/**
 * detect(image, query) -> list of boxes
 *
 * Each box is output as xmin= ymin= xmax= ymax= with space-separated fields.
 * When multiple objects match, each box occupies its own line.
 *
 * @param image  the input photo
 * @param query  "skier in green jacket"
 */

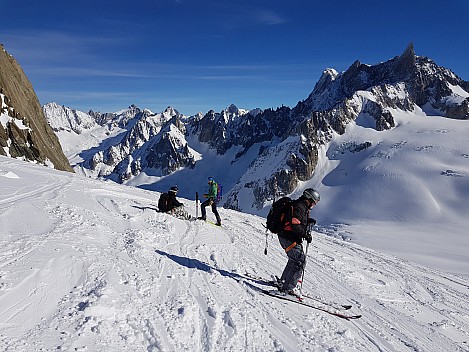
xmin=198 ymin=176 xmax=222 ymax=226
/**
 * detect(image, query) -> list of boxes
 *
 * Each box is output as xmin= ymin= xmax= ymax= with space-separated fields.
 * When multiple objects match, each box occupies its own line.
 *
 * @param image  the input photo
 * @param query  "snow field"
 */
xmin=0 ymin=156 xmax=468 ymax=351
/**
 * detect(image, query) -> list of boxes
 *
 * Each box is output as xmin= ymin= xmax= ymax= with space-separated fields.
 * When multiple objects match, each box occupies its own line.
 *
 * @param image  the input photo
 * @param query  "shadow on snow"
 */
xmin=155 ymin=249 xmax=273 ymax=287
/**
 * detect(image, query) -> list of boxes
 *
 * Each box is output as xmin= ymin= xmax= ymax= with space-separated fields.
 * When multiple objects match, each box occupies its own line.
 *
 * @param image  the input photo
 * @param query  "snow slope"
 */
xmin=1 ymin=156 xmax=468 ymax=351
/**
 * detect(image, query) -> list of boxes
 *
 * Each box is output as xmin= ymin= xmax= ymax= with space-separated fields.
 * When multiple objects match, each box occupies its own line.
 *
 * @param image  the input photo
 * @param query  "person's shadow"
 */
xmin=155 ymin=249 xmax=273 ymax=287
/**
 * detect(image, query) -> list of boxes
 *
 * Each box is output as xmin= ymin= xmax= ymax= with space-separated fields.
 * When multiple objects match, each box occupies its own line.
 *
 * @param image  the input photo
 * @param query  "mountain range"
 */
xmin=43 ymin=43 xmax=469 ymax=216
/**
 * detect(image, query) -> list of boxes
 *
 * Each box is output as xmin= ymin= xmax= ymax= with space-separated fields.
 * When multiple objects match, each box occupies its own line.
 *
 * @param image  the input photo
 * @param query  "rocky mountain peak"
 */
xmin=163 ymin=106 xmax=179 ymax=117
xmin=399 ymin=42 xmax=416 ymax=63
xmin=226 ymin=104 xmax=239 ymax=114
xmin=312 ymin=68 xmax=338 ymax=95
xmin=390 ymin=42 xmax=417 ymax=82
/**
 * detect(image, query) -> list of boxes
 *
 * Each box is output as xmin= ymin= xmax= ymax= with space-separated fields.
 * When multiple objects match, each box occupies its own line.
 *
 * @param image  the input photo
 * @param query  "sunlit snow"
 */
xmin=1 ymin=108 xmax=468 ymax=351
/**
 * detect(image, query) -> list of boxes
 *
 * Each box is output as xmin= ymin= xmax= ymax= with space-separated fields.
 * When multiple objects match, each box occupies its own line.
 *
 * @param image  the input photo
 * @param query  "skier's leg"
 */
xmin=278 ymin=237 xmax=305 ymax=292
xmin=212 ymin=202 xmax=221 ymax=224
xmin=279 ymin=237 xmax=293 ymax=284
xmin=199 ymin=200 xmax=208 ymax=220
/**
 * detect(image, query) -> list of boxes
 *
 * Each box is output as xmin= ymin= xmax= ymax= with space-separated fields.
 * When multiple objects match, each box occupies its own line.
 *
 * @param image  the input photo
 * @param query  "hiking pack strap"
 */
xmin=285 ymin=241 xmax=297 ymax=253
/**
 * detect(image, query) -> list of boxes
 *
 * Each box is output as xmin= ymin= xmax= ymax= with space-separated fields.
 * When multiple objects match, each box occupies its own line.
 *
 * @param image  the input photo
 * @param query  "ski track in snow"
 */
xmin=0 ymin=157 xmax=468 ymax=351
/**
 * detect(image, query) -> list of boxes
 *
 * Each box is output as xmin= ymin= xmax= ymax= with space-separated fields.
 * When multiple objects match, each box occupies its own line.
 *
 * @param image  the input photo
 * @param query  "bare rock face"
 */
xmin=0 ymin=46 xmax=72 ymax=171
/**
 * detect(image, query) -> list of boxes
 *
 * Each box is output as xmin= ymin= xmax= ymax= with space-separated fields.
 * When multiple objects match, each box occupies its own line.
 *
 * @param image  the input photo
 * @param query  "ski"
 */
xmin=207 ymin=220 xmax=221 ymax=227
xmin=258 ymin=288 xmax=362 ymax=321
xmin=233 ymin=276 xmax=361 ymax=320
xmin=206 ymin=220 xmax=222 ymax=227
xmin=301 ymin=293 xmax=353 ymax=311
xmin=195 ymin=217 xmax=222 ymax=227
xmin=243 ymin=272 xmax=353 ymax=311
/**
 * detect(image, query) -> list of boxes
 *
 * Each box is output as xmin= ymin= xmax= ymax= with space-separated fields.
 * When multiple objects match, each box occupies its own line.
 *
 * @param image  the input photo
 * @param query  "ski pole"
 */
xmin=266 ymin=183 xmax=277 ymax=256
xmin=300 ymin=242 xmax=309 ymax=293
xmin=196 ymin=192 xmax=199 ymax=218
xmin=300 ymin=224 xmax=312 ymax=293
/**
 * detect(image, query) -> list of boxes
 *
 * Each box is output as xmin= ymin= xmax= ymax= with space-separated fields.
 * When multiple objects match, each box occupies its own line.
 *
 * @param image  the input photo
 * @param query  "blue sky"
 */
xmin=2 ymin=0 xmax=468 ymax=116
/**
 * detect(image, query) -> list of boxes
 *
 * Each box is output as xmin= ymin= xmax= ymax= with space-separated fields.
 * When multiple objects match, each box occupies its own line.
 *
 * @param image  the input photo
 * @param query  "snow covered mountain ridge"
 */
xmin=44 ymin=43 xmax=469 ymax=215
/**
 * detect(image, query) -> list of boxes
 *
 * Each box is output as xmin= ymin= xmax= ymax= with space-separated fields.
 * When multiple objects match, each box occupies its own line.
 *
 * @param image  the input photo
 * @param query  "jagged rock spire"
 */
xmin=395 ymin=42 xmax=416 ymax=75
xmin=402 ymin=42 xmax=415 ymax=58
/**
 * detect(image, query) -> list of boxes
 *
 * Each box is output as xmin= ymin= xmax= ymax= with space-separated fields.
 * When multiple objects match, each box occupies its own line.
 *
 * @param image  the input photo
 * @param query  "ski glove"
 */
xmin=305 ymin=232 xmax=312 ymax=243
xmin=308 ymin=218 xmax=316 ymax=225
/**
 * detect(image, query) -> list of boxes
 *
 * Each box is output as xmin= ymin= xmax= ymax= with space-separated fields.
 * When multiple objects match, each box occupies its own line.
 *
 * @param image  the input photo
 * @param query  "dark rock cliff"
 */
xmin=0 ymin=46 xmax=72 ymax=171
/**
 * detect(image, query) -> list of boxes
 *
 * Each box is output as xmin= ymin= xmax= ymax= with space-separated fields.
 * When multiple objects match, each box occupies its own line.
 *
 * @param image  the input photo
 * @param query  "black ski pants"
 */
xmin=200 ymin=199 xmax=221 ymax=224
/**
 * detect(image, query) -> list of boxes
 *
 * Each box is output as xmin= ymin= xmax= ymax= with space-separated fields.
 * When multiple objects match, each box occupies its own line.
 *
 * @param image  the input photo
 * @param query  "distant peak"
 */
xmin=226 ymin=104 xmax=239 ymax=114
xmin=44 ymin=101 xmax=61 ymax=108
xmin=351 ymin=60 xmax=361 ymax=68
xmin=323 ymin=68 xmax=339 ymax=79
xmin=401 ymin=42 xmax=415 ymax=58
xmin=395 ymin=42 xmax=416 ymax=73
xmin=163 ymin=106 xmax=180 ymax=116
xmin=311 ymin=68 xmax=339 ymax=96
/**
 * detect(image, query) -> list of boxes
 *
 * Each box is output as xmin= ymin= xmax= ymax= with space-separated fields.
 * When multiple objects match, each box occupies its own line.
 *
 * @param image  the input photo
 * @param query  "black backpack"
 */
xmin=158 ymin=192 xmax=170 ymax=212
xmin=266 ymin=197 xmax=292 ymax=233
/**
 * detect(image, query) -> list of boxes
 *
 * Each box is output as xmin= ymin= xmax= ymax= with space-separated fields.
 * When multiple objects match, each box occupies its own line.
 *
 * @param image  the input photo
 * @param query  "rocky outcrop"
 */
xmin=88 ymin=107 xmax=196 ymax=181
xmin=0 ymin=46 xmax=72 ymax=171
xmin=143 ymin=124 xmax=196 ymax=176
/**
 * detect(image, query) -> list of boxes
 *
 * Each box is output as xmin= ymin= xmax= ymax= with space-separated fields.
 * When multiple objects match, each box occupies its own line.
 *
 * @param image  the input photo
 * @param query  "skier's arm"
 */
xmin=290 ymin=205 xmax=307 ymax=237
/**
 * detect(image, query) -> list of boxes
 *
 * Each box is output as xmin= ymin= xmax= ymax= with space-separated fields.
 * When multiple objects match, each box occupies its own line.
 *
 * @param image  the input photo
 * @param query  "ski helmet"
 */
xmin=303 ymin=188 xmax=320 ymax=204
xmin=169 ymin=186 xmax=178 ymax=193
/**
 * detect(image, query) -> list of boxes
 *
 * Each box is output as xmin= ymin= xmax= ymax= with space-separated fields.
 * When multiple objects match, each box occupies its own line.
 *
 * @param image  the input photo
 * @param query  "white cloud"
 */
xmin=256 ymin=10 xmax=287 ymax=25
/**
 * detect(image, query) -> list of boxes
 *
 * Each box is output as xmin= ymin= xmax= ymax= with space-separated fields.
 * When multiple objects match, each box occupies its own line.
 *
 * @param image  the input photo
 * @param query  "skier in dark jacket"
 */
xmin=277 ymin=188 xmax=320 ymax=296
xmin=167 ymin=186 xmax=183 ymax=210
xmin=158 ymin=186 xmax=192 ymax=220
xmin=198 ymin=177 xmax=222 ymax=226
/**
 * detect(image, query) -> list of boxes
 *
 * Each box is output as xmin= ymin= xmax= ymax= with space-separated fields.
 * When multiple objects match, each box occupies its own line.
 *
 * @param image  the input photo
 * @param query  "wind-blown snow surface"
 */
xmin=1 ymin=156 xmax=469 ymax=351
